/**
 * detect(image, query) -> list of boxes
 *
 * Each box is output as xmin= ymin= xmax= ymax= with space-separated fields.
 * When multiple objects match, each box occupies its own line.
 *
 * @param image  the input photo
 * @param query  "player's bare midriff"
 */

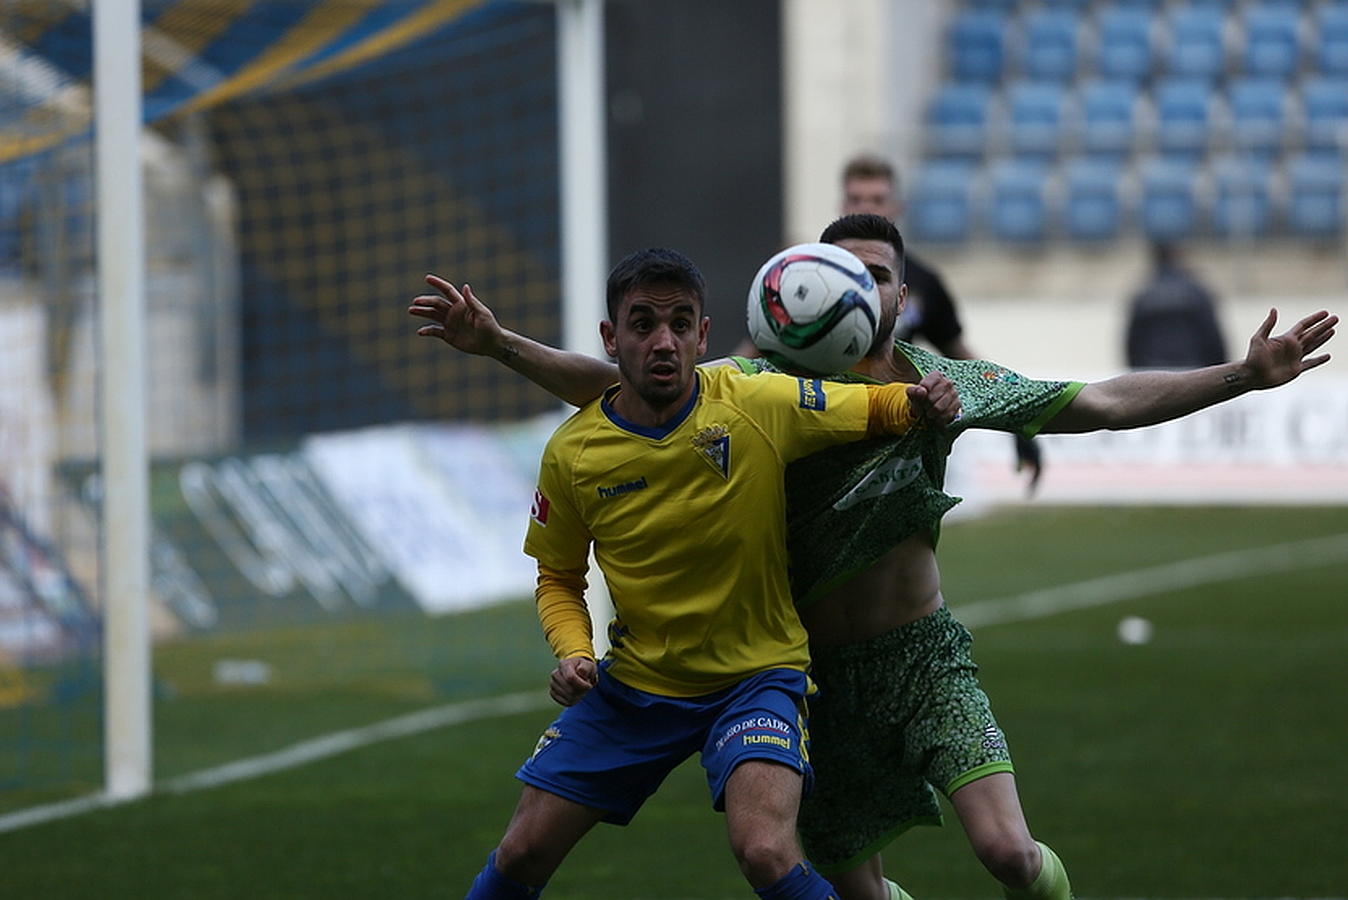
xmin=801 ymin=531 xmax=944 ymax=647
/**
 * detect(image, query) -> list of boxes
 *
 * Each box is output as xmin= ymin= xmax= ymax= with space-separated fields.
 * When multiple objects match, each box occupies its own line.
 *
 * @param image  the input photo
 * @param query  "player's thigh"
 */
xmin=948 ymin=770 xmax=1033 ymax=848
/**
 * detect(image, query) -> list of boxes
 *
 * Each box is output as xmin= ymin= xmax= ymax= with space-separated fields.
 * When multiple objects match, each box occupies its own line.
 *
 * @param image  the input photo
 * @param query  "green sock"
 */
xmin=884 ymin=877 xmax=916 ymax=900
xmin=1003 ymin=841 xmax=1071 ymax=900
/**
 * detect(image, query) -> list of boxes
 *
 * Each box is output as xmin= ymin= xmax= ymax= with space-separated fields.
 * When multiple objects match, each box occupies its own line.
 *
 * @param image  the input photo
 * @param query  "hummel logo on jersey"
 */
xmin=597 ymin=476 xmax=648 ymax=499
xmin=690 ymin=424 xmax=730 ymax=479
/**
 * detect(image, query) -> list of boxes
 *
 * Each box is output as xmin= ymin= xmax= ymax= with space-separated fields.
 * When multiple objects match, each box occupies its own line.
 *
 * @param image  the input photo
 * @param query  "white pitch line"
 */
xmin=7 ymin=531 xmax=1348 ymax=835
xmin=0 ymin=689 xmax=551 ymax=834
xmin=956 ymin=531 xmax=1348 ymax=629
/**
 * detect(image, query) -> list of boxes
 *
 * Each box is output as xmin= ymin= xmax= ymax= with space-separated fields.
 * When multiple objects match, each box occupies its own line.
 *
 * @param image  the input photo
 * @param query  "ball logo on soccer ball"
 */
xmin=746 ymin=242 xmax=883 ymax=376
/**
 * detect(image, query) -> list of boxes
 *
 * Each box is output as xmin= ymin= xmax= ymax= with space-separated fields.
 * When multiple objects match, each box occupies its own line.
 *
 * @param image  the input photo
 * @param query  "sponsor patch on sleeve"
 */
xmin=797 ymin=378 xmax=826 ymax=411
xmin=530 ymin=488 xmax=551 ymax=526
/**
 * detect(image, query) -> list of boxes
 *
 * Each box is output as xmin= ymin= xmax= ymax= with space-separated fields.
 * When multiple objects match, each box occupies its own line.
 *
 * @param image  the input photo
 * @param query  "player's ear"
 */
xmin=697 ymin=316 xmax=710 ymax=356
xmin=896 ymin=283 xmax=908 ymax=316
xmin=600 ymin=320 xmax=618 ymax=357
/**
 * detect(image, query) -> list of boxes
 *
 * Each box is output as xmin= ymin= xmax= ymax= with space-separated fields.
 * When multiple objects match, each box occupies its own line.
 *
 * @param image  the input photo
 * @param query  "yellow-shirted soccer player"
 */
xmin=459 ymin=248 xmax=960 ymax=900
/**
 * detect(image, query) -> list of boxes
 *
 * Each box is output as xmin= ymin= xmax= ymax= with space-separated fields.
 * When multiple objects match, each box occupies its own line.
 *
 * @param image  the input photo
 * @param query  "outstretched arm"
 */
xmin=409 ymin=274 xmax=618 ymax=407
xmin=1044 ymin=309 xmax=1336 ymax=434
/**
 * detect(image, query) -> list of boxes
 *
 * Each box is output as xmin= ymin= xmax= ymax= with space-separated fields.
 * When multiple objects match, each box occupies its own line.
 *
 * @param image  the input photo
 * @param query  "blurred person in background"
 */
xmin=1126 ymin=241 xmax=1228 ymax=370
xmin=841 ymin=154 xmax=1043 ymax=492
xmin=414 ymin=224 xmax=1336 ymax=900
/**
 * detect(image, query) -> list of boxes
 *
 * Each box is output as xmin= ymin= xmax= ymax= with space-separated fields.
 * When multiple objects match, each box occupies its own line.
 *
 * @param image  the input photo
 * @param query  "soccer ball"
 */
xmin=746 ymin=242 xmax=882 ymax=376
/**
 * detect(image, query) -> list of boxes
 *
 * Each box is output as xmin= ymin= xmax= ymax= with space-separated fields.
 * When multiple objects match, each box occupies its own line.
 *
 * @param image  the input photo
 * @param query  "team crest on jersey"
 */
xmin=980 ymin=368 xmax=1020 ymax=385
xmin=532 ymin=726 xmax=561 ymax=758
xmin=690 ymin=424 xmax=731 ymax=479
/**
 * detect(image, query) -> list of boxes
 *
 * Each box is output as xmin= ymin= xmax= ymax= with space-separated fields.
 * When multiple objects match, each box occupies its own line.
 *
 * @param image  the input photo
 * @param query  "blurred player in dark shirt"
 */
xmin=840 ymin=154 xmax=1042 ymax=490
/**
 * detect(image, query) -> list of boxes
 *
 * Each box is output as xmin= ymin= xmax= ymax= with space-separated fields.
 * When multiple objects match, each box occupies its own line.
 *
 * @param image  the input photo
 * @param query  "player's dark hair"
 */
xmin=819 ymin=214 xmax=906 ymax=285
xmin=605 ymin=248 xmax=706 ymax=320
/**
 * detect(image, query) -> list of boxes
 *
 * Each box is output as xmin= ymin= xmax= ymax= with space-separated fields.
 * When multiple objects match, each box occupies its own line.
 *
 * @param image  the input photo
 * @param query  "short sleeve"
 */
xmin=726 ymin=370 xmax=873 ymax=463
xmin=522 ymin=442 xmax=592 ymax=570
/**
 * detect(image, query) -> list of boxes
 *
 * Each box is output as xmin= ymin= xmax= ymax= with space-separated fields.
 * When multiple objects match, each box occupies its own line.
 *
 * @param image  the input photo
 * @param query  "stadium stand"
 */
xmin=1164 ymin=6 xmax=1228 ymax=82
xmin=1225 ymin=76 xmax=1291 ymax=158
xmin=1210 ymin=154 xmax=1277 ymax=236
xmin=1017 ymin=9 xmax=1082 ymax=81
xmin=1315 ymin=3 xmax=1348 ymax=75
xmin=1138 ymin=156 xmax=1203 ymax=239
xmin=1093 ymin=7 xmax=1157 ymax=82
xmin=1076 ymin=78 xmax=1142 ymax=158
xmin=1285 ymin=150 xmax=1345 ymax=237
xmin=1153 ymin=77 xmax=1216 ymax=159
xmin=912 ymin=0 xmax=1348 ymax=244
xmin=925 ymin=82 xmax=995 ymax=158
xmin=1006 ymin=79 xmax=1070 ymax=158
xmin=1301 ymin=75 xmax=1348 ymax=151
xmin=947 ymin=9 xmax=1007 ymax=82
xmin=908 ymin=160 xmax=980 ymax=243
xmin=1062 ymin=157 xmax=1127 ymax=241
xmin=987 ymin=158 xmax=1052 ymax=242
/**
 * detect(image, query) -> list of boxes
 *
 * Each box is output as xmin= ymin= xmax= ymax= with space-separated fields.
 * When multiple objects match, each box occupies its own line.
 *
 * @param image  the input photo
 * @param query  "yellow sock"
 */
xmin=884 ymin=877 xmax=916 ymax=900
xmin=1003 ymin=842 xmax=1071 ymax=900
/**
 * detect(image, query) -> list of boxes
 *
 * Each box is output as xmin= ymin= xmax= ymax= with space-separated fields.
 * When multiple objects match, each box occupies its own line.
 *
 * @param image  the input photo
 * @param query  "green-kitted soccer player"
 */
xmin=412 ymin=218 xmax=1336 ymax=900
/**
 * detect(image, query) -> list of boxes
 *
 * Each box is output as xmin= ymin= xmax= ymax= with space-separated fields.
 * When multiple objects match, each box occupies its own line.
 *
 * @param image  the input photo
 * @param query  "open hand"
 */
xmin=408 ymin=274 xmax=504 ymax=356
xmin=1244 ymin=308 xmax=1337 ymax=389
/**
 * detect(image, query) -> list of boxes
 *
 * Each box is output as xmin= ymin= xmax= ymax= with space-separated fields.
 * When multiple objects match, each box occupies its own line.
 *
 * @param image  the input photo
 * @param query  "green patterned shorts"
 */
xmin=799 ymin=605 xmax=1014 ymax=873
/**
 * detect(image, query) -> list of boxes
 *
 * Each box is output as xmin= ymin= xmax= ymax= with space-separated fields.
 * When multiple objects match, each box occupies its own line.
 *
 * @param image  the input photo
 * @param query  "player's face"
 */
xmin=600 ymin=285 xmax=709 ymax=415
xmin=832 ymin=237 xmax=906 ymax=358
xmin=842 ymin=176 xmax=899 ymax=220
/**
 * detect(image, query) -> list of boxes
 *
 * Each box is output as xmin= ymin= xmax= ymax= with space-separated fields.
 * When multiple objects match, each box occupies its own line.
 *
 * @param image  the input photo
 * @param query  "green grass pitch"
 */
xmin=4 ymin=505 xmax=1347 ymax=898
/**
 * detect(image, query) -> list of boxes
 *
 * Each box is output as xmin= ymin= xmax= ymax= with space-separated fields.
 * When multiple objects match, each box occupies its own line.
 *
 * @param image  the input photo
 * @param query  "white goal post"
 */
xmin=95 ymin=0 xmax=152 ymax=800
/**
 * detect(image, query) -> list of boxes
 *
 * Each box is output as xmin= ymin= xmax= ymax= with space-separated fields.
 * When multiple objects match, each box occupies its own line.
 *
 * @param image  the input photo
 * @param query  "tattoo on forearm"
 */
xmin=1223 ymin=371 xmax=1243 ymax=391
xmin=498 ymin=340 xmax=520 ymax=363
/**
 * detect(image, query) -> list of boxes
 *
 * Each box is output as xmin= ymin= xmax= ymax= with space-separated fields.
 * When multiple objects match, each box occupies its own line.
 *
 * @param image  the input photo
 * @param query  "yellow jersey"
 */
xmin=523 ymin=365 xmax=904 ymax=696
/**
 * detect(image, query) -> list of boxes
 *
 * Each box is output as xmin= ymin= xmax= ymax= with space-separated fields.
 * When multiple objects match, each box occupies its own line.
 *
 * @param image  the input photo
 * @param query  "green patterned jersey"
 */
xmin=734 ymin=342 xmax=1082 ymax=606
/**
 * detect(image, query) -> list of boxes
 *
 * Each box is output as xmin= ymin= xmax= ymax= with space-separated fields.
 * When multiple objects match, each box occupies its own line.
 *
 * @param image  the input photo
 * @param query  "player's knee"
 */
xmin=493 ymin=834 xmax=557 ymax=885
xmin=974 ymin=833 xmax=1040 ymax=889
xmin=730 ymin=832 xmax=798 ymax=885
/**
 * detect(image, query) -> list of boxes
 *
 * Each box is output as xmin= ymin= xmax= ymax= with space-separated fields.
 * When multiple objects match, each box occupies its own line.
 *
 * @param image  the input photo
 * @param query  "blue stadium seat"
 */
xmin=1301 ymin=76 xmax=1348 ymax=151
xmin=1005 ymin=80 xmax=1068 ymax=158
xmin=1226 ymin=77 xmax=1290 ymax=157
xmin=1093 ymin=8 xmax=1154 ymax=82
xmin=1165 ymin=7 xmax=1228 ymax=82
xmin=947 ymin=10 xmax=1007 ymax=83
xmin=964 ymin=0 xmax=1020 ymax=11
xmin=1153 ymin=78 xmax=1216 ymax=159
xmin=906 ymin=161 xmax=978 ymax=244
xmin=1018 ymin=10 xmax=1080 ymax=81
xmin=1241 ymin=5 xmax=1303 ymax=80
xmin=1062 ymin=159 xmax=1125 ymax=241
xmin=1138 ymin=158 xmax=1202 ymax=239
xmin=1209 ymin=155 xmax=1276 ymax=237
xmin=1076 ymin=79 xmax=1140 ymax=158
xmin=1285 ymin=152 xmax=1344 ymax=237
xmin=1315 ymin=4 xmax=1348 ymax=77
xmin=987 ymin=159 xmax=1051 ymax=242
xmin=924 ymin=83 xmax=994 ymax=158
